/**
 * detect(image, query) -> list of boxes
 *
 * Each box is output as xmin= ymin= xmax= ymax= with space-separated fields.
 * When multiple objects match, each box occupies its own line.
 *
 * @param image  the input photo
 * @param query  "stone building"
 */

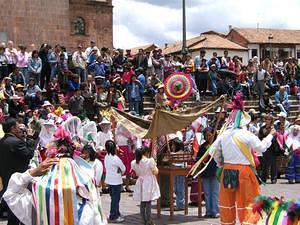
xmin=0 ymin=0 xmax=113 ymax=50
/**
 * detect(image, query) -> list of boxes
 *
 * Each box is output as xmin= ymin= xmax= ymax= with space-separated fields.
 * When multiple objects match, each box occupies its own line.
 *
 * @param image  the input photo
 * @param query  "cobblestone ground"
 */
xmin=0 ymin=179 xmax=299 ymax=225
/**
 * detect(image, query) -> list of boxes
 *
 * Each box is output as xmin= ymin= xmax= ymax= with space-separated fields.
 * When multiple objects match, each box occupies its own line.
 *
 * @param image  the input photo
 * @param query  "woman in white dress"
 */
xmin=131 ymin=147 xmax=160 ymax=225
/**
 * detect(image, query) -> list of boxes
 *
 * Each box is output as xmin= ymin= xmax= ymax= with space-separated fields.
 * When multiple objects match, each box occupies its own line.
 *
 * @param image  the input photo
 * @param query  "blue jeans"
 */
xmin=202 ymin=177 xmax=220 ymax=216
xmin=50 ymin=66 xmax=58 ymax=79
xmin=19 ymin=67 xmax=28 ymax=84
xmin=211 ymin=79 xmax=217 ymax=96
xmin=109 ymin=184 xmax=122 ymax=220
xmin=174 ymin=176 xmax=185 ymax=209
xmin=129 ymin=99 xmax=140 ymax=115
xmin=75 ymin=67 xmax=86 ymax=83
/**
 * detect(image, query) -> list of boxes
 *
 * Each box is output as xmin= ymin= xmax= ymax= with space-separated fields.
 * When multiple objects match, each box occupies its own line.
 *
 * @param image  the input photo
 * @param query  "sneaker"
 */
xmin=211 ymin=214 xmax=220 ymax=218
xmin=112 ymin=216 xmax=125 ymax=223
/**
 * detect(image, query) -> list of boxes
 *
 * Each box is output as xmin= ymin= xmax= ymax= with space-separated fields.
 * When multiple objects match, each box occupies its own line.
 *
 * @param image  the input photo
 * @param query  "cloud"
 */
xmin=129 ymin=0 xmax=201 ymax=9
xmin=113 ymin=0 xmax=300 ymax=48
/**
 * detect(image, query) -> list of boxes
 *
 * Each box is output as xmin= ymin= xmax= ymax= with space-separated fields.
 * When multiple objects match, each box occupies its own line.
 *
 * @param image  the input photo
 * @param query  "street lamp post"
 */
xmin=268 ymin=34 xmax=273 ymax=58
xmin=181 ymin=0 xmax=188 ymax=58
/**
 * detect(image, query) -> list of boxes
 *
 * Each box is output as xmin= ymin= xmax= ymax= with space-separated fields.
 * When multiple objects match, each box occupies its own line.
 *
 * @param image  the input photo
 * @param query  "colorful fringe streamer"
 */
xmin=32 ymin=157 xmax=106 ymax=225
xmin=252 ymin=195 xmax=300 ymax=225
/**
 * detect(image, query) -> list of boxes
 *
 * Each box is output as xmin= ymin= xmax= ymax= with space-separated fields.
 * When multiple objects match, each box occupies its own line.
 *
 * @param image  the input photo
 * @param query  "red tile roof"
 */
xmin=162 ymin=31 xmax=247 ymax=55
xmin=229 ymin=28 xmax=300 ymax=44
xmin=190 ymin=33 xmax=247 ymax=51
xmin=129 ymin=43 xmax=159 ymax=55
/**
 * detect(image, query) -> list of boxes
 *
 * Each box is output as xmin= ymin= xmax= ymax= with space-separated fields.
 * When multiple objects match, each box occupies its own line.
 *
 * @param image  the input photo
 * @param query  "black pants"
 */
xmin=261 ymin=150 xmax=277 ymax=182
xmin=40 ymin=63 xmax=50 ymax=89
xmin=195 ymin=71 xmax=208 ymax=95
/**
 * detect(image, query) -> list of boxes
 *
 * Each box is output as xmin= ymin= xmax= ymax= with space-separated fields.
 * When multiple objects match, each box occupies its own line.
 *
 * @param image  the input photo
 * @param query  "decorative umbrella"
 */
xmin=218 ymin=69 xmax=237 ymax=79
xmin=164 ymin=72 xmax=193 ymax=101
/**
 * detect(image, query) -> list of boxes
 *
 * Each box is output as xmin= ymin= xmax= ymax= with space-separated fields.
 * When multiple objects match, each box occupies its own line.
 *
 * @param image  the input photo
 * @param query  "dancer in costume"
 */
xmin=3 ymin=125 xmax=107 ymax=225
xmin=115 ymin=124 xmax=136 ymax=193
xmin=208 ymin=93 xmax=276 ymax=225
xmin=285 ymin=123 xmax=300 ymax=184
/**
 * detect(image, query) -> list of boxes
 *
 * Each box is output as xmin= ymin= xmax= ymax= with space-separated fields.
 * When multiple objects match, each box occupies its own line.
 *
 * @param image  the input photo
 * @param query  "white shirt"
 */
xmin=104 ymin=154 xmax=125 ymax=185
xmin=96 ymin=130 xmax=113 ymax=150
xmin=88 ymin=159 xmax=103 ymax=187
xmin=72 ymin=51 xmax=87 ymax=69
xmin=209 ymin=128 xmax=273 ymax=166
xmin=257 ymin=69 xmax=266 ymax=81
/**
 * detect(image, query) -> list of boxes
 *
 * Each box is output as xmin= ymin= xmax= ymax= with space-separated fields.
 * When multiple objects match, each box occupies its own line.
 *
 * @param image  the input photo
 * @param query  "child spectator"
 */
xmin=208 ymin=64 xmax=218 ymax=97
xmin=196 ymin=128 xmax=219 ymax=218
xmin=154 ymin=84 xmax=167 ymax=109
xmin=65 ymin=74 xmax=80 ymax=101
xmin=126 ymin=74 xmax=143 ymax=116
xmin=46 ymin=77 xmax=61 ymax=104
xmin=81 ymin=145 xmax=103 ymax=188
xmin=104 ymin=140 xmax=125 ymax=223
xmin=131 ymin=147 xmax=160 ymax=225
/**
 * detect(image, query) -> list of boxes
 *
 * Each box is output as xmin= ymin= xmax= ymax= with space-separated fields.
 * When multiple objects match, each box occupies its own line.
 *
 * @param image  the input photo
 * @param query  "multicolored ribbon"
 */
xmin=32 ymin=157 xmax=106 ymax=225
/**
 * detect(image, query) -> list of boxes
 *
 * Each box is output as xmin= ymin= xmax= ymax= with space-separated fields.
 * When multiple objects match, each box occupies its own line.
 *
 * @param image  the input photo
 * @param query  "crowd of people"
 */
xmin=1 ymin=40 xmax=299 ymax=123
xmin=0 ymin=39 xmax=299 ymax=225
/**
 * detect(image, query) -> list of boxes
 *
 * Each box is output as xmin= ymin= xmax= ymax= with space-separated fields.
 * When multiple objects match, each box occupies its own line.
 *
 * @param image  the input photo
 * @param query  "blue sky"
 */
xmin=113 ymin=0 xmax=300 ymax=48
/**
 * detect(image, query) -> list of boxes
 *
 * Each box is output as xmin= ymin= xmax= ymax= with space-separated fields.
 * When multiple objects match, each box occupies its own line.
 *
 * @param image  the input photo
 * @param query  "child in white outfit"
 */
xmin=131 ymin=147 xmax=160 ymax=225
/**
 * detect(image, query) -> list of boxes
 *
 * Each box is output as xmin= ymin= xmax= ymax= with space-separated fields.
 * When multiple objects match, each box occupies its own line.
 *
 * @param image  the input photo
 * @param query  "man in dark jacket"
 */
xmin=0 ymin=117 xmax=39 ymax=225
xmin=68 ymin=88 xmax=84 ymax=117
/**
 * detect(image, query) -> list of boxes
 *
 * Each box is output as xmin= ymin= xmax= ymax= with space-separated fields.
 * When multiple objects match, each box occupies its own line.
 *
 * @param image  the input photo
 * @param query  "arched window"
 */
xmin=74 ymin=17 xmax=85 ymax=35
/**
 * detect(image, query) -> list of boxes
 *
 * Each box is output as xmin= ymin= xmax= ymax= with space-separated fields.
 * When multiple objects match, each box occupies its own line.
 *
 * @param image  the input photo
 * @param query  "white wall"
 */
xmin=190 ymin=49 xmax=249 ymax=65
xmin=247 ymin=44 xmax=260 ymax=60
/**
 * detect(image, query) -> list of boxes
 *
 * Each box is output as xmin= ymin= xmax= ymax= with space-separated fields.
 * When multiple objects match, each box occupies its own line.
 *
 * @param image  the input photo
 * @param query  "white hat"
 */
xmin=248 ymin=108 xmax=258 ymax=114
xmin=42 ymin=101 xmax=52 ymax=107
xmin=99 ymin=117 xmax=110 ymax=125
xmin=277 ymin=112 xmax=287 ymax=118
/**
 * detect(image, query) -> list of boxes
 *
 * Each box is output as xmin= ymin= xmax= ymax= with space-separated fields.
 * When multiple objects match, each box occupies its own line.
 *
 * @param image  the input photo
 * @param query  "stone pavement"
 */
xmin=0 ymin=179 xmax=299 ymax=225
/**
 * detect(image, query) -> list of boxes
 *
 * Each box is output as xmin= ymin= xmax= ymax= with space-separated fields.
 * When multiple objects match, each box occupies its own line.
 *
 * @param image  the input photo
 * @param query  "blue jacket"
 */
xmin=88 ymin=62 xmax=107 ymax=78
xmin=126 ymin=82 xmax=142 ymax=101
xmin=67 ymin=80 xmax=80 ymax=92
xmin=275 ymin=91 xmax=288 ymax=104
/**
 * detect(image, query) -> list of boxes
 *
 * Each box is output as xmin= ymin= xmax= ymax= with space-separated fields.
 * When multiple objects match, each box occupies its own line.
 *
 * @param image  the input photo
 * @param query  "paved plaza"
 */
xmin=1 ymin=179 xmax=299 ymax=225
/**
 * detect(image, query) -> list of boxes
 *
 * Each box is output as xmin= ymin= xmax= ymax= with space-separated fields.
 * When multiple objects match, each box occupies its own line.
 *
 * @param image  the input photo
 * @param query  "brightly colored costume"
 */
xmin=3 ymin=120 xmax=107 ymax=225
xmin=252 ymin=195 xmax=300 ymax=225
xmin=191 ymin=93 xmax=274 ymax=225
xmin=285 ymin=125 xmax=300 ymax=183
